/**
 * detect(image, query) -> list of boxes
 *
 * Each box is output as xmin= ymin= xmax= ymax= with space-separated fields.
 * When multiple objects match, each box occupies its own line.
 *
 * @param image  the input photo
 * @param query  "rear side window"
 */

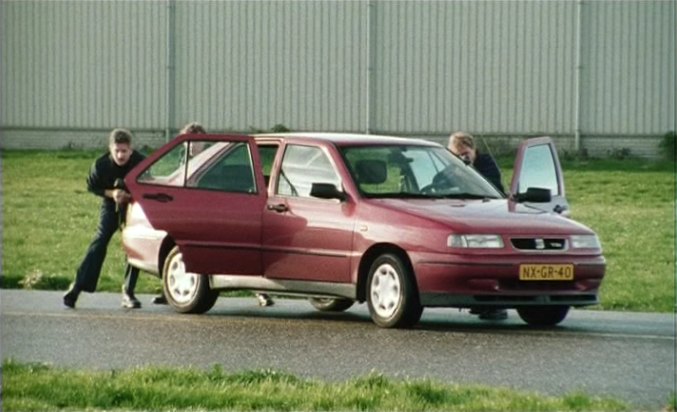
xmin=138 ymin=141 xmax=257 ymax=194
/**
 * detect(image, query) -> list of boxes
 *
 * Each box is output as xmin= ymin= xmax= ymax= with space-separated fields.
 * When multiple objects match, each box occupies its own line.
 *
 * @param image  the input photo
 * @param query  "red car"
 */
xmin=123 ymin=133 xmax=605 ymax=328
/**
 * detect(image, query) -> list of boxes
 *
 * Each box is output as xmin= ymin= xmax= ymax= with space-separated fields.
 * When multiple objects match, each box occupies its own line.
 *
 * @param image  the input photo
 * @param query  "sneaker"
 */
xmin=477 ymin=309 xmax=508 ymax=321
xmin=121 ymin=286 xmax=141 ymax=309
xmin=151 ymin=294 xmax=167 ymax=305
xmin=63 ymin=283 xmax=80 ymax=309
xmin=256 ymin=293 xmax=274 ymax=307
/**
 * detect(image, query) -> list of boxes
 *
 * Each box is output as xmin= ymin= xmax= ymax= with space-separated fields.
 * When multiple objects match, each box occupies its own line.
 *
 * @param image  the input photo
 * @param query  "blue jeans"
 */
xmin=74 ymin=202 xmax=138 ymax=293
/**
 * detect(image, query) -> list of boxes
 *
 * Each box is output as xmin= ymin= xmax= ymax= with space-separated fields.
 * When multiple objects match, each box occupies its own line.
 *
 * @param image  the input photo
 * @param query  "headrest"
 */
xmin=355 ymin=159 xmax=387 ymax=185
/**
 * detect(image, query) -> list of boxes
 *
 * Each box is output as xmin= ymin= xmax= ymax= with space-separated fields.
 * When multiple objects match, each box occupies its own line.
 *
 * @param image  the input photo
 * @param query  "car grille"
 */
xmin=511 ymin=238 xmax=567 ymax=251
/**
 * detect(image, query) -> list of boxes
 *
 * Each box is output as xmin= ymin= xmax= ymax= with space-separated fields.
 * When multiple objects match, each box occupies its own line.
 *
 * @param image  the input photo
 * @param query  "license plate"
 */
xmin=519 ymin=264 xmax=574 ymax=281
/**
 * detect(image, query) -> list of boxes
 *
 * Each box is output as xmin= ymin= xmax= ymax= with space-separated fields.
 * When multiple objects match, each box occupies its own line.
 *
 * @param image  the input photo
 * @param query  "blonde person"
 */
xmin=448 ymin=131 xmax=507 ymax=321
xmin=150 ymin=122 xmax=275 ymax=307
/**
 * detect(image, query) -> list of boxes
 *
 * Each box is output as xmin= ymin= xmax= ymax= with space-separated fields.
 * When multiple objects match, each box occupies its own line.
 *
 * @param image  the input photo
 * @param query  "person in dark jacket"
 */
xmin=448 ymin=131 xmax=508 ymax=321
xmin=63 ymin=128 xmax=146 ymax=309
xmin=448 ymin=131 xmax=504 ymax=193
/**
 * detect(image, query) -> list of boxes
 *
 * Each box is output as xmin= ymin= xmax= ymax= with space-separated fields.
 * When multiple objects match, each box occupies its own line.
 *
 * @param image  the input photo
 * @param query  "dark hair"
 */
xmin=180 ymin=122 xmax=206 ymax=135
xmin=109 ymin=128 xmax=133 ymax=145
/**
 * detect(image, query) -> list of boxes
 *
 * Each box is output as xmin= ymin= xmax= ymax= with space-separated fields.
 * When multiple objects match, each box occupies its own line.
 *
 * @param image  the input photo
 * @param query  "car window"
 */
xmin=137 ymin=140 xmax=257 ymax=194
xmin=516 ymin=143 xmax=560 ymax=196
xmin=277 ymin=145 xmax=340 ymax=198
xmin=257 ymin=144 xmax=280 ymax=189
xmin=342 ymin=145 xmax=502 ymax=199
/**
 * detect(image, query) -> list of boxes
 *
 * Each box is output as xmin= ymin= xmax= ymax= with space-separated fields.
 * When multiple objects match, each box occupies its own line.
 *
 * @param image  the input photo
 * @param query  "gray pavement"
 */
xmin=2 ymin=289 xmax=675 ymax=410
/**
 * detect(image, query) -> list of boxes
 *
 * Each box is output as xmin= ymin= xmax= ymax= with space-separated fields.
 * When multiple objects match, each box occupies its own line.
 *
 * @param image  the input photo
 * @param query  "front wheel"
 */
xmin=366 ymin=253 xmax=422 ymax=328
xmin=309 ymin=297 xmax=354 ymax=312
xmin=516 ymin=306 xmax=570 ymax=327
xmin=163 ymin=246 xmax=219 ymax=314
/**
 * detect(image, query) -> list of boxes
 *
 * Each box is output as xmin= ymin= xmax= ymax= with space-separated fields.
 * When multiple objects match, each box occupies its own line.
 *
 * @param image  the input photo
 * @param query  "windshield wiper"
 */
xmin=438 ymin=193 xmax=501 ymax=200
xmin=365 ymin=192 xmax=437 ymax=199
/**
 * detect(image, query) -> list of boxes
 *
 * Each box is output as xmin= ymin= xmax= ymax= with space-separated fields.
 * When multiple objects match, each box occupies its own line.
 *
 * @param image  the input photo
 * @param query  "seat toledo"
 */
xmin=122 ymin=133 xmax=605 ymax=328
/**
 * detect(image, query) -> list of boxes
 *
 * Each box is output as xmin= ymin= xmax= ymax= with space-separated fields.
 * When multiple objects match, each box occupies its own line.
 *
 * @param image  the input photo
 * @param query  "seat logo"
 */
xmin=535 ymin=238 xmax=545 ymax=249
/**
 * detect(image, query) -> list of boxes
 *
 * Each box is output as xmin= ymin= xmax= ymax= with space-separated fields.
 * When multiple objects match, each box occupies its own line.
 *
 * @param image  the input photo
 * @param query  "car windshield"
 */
xmin=341 ymin=145 xmax=503 ymax=199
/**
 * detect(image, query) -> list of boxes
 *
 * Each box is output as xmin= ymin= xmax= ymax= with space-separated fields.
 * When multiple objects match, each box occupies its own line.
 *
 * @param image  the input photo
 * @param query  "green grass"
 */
xmin=2 ymin=150 xmax=675 ymax=312
xmin=3 ymin=359 xmax=637 ymax=412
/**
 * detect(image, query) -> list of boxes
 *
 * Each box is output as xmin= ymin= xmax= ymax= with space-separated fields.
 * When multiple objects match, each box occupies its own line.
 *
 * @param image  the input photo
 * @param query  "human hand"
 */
xmin=112 ymin=188 xmax=131 ymax=205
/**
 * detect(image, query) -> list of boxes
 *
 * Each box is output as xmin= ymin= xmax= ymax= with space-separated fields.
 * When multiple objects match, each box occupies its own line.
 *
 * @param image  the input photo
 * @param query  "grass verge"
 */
xmin=3 ymin=359 xmax=638 ymax=412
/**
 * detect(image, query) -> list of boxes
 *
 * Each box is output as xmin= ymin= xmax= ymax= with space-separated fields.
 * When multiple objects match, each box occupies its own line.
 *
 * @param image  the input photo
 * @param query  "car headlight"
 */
xmin=570 ymin=234 xmax=601 ymax=249
xmin=448 ymin=234 xmax=504 ymax=248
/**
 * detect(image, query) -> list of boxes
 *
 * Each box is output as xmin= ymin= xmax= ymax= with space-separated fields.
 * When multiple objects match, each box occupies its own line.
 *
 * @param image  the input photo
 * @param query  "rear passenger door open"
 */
xmin=125 ymin=134 xmax=267 ymax=276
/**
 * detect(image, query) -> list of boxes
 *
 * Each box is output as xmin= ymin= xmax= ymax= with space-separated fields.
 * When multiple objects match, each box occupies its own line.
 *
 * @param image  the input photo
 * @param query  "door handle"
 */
xmin=266 ymin=203 xmax=288 ymax=213
xmin=143 ymin=193 xmax=174 ymax=203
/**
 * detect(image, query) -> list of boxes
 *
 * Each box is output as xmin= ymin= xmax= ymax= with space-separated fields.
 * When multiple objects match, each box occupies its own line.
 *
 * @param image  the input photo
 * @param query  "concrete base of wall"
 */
xmin=0 ymin=129 xmax=168 ymax=152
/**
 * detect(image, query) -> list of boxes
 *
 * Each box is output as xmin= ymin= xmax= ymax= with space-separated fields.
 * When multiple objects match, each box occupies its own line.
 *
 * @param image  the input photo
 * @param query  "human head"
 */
xmin=179 ymin=122 xmax=207 ymax=156
xmin=108 ymin=128 xmax=134 ymax=166
xmin=180 ymin=121 xmax=206 ymax=135
xmin=448 ymin=131 xmax=477 ymax=164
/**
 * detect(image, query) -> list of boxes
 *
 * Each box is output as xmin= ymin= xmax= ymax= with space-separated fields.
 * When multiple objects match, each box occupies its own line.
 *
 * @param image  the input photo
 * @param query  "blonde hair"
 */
xmin=448 ymin=131 xmax=475 ymax=150
xmin=180 ymin=122 xmax=206 ymax=135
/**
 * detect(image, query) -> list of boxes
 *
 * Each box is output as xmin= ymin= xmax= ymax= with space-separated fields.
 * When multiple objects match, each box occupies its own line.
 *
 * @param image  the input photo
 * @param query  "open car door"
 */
xmin=125 ymin=133 xmax=267 ymax=275
xmin=510 ymin=136 xmax=570 ymax=216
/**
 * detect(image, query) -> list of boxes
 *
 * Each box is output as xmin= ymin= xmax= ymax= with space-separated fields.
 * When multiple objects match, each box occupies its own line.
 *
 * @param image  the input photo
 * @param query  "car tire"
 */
xmin=517 ymin=305 xmax=570 ymax=327
xmin=309 ymin=297 xmax=355 ymax=312
xmin=366 ymin=253 xmax=423 ymax=328
xmin=162 ymin=246 xmax=219 ymax=314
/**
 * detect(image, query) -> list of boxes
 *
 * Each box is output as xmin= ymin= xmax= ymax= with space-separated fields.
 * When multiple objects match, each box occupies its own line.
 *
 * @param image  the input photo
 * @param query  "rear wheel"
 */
xmin=366 ymin=253 xmax=422 ymax=328
xmin=163 ymin=246 xmax=219 ymax=314
xmin=517 ymin=305 xmax=570 ymax=327
xmin=309 ymin=297 xmax=354 ymax=312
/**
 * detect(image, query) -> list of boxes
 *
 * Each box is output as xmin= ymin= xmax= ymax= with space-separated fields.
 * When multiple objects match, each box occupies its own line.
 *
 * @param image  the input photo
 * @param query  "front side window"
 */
xmin=138 ymin=140 xmax=256 ymax=193
xmin=517 ymin=144 xmax=559 ymax=196
xmin=277 ymin=145 xmax=340 ymax=198
xmin=341 ymin=145 xmax=502 ymax=199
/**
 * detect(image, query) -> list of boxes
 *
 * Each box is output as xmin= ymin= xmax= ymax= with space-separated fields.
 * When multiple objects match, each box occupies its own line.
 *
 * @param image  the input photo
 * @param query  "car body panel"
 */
xmin=125 ymin=134 xmax=267 ymax=275
xmin=510 ymin=136 xmax=570 ymax=215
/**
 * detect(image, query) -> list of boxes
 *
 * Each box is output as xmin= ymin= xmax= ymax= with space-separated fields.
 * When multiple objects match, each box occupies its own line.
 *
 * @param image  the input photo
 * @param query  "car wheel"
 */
xmin=366 ymin=253 xmax=422 ymax=328
xmin=309 ymin=297 xmax=355 ymax=312
xmin=162 ymin=246 xmax=219 ymax=314
xmin=517 ymin=305 xmax=570 ymax=327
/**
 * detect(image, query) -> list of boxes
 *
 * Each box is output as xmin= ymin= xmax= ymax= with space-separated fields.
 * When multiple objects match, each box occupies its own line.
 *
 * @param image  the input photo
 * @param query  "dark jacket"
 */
xmin=87 ymin=150 xmax=145 ymax=206
xmin=473 ymin=152 xmax=504 ymax=193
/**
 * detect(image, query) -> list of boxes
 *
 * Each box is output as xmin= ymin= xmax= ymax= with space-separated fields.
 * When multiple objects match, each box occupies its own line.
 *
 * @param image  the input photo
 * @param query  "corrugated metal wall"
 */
xmin=173 ymin=1 xmax=366 ymax=131
xmin=1 ymin=0 xmax=674 ymax=156
xmin=372 ymin=1 xmax=579 ymax=134
xmin=1 ymin=1 xmax=166 ymax=130
xmin=582 ymin=0 xmax=675 ymax=134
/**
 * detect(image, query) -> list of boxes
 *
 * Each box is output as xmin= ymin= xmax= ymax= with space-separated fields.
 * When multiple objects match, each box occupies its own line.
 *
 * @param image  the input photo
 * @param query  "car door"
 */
xmin=125 ymin=134 xmax=267 ymax=275
xmin=509 ymin=136 xmax=570 ymax=216
xmin=262 ymin=142 xmax=355 ymax=283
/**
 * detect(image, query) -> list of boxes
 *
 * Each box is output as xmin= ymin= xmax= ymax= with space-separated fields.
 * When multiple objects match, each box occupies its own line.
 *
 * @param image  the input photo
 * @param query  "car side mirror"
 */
xmin=513 ymin=187 xmax=552 ymax=203
xmin=310 ymin=183 xmax=346 ymax=201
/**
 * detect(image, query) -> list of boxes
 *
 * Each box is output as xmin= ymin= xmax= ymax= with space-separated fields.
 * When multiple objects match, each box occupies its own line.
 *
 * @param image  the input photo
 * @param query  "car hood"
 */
xmin=368 ymin=198 xmax=594 ymax=235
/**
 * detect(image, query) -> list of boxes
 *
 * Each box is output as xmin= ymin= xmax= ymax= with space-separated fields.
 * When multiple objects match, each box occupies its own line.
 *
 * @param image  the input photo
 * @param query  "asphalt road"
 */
xmin=1 ymin=289 xmax=675 ymax=409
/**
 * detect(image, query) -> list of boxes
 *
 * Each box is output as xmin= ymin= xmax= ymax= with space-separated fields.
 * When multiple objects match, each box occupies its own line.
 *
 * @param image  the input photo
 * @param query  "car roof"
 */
xmin=253 ymin=132 xmax=441 ymax=147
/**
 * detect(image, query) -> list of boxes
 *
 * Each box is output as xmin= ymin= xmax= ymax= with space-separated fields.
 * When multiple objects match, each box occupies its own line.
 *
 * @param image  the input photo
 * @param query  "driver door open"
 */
xmin=510 ymin=136 xmax=570 ymax=216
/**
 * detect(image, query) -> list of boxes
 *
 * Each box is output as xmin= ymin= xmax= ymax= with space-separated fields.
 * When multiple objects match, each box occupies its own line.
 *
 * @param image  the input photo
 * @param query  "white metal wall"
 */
xmin=581 ymin=0 xmax=676 ymax=134
xmin=172 ymin=1 xmax=366 ymax=132
xmin=1 ymin=0 xmax=674 ymax=156
xmin=1 ymin=1 xmax=166 ymax=130
xmin=372 ymin=1 xmax=579 ymax=134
